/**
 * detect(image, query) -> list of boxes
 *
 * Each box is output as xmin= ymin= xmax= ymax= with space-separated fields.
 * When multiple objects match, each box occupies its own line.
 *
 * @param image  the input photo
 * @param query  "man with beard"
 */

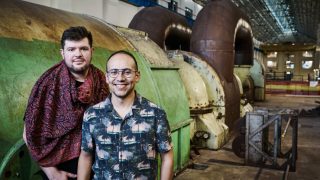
xmin=23 ymin=26 xmax=109 ymax=180
xmin=77 ymin=51 xmax=174 ymax=180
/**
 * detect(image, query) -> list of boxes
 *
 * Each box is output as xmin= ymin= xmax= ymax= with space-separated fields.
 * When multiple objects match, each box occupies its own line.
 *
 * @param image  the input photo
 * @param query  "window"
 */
xmin=267 ymin=60 xmax=277 ymax=68
xmin=185 ymin=7 xmax=193 ymax=18
xmin=302 ymin=51 xmax=313 ymax=57
xmin=286 ymin=60 xmax=294 ymax=69
xmin=301 ymin=60 xmax=313 ymax=69
xmin=168 ymin=0 xmax=178 ymax=12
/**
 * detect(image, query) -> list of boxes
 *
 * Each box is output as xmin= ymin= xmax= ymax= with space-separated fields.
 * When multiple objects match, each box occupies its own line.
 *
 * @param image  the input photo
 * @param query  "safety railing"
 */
xmin=266 ymin=72 xmax=304 ymax=81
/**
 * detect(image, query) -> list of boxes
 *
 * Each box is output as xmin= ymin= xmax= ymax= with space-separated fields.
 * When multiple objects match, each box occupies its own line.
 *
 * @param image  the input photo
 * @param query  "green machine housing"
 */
xmin=0 ymin=0 xmax=191 ymax=179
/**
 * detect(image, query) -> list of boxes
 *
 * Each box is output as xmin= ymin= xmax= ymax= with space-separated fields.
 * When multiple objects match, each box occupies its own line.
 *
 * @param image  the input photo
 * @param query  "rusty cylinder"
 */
xmin=190 ymin=0 xmax=253 ymax=129
xmin=129 ymin=6 xmax=191 ymax=51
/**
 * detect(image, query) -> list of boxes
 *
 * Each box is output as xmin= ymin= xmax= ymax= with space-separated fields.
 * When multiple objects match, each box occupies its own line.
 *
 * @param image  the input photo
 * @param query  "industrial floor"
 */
xmin=175 ymin=94 xmax=320 ymax=180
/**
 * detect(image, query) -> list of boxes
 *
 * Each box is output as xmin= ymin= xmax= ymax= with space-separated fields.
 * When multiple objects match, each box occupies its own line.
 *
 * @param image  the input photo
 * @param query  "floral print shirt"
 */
xmin=81 ymin=93 xmax=172 ymax=180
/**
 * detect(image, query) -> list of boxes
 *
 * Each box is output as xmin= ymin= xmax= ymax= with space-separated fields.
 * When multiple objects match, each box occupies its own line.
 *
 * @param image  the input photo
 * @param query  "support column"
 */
xmin=314 ymin=24 xmax=320 ymax=79
xmin=316 ymin=24 xmax=320 ymax=69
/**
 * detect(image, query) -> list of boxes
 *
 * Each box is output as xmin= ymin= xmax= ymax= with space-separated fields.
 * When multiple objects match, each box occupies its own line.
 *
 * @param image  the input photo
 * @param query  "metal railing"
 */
xmin=245 ymin=109 xmax=298 ymax=180
xmin=266 ymin=72 xmax=304 ymax=81
xmin=120 ymin=0 xmax=196 ymax=26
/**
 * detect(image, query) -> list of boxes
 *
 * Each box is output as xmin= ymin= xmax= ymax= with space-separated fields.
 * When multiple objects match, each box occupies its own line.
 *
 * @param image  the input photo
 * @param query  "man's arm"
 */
xmin=160 ymin=149 xmax=174 ymax=180
xmin=23 ymin=124 xmax=76 ymax=180
xmin=77 ymin=150 xmax=93 ymax=180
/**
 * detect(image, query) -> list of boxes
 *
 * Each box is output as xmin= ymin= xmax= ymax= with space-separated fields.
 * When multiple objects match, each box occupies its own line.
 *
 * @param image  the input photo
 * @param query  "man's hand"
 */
xmin=41 ymin=166 xmax=77 ymax=180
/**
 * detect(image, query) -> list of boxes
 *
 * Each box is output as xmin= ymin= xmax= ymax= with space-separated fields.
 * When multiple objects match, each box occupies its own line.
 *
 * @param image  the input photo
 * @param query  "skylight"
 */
xmin=263 ymin=0 xmax=295 ymax=34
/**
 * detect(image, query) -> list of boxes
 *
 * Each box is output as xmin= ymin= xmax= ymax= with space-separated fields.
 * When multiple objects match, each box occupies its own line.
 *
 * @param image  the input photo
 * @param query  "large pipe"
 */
xmin=129 ymin=6 xmax=192 ymax=51
xmin=190 ymin=0 xmax=253 ymax=129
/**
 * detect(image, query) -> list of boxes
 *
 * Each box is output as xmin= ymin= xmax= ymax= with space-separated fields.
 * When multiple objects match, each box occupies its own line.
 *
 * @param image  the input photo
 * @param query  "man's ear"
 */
xmin=60 ymin=49 xmax=64 ymax=59
xmin=105 ymin=74 xmax=110 ymax=84
xmin=90 ymin=47 xmax=94 ymax=55
xmin=135 ymin=71 xmax=141 ymax=82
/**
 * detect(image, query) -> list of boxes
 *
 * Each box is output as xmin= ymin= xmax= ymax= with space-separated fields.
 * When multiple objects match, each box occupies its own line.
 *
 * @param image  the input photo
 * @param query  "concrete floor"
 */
xmin=175 ymin=94 xmax=320 ymax=180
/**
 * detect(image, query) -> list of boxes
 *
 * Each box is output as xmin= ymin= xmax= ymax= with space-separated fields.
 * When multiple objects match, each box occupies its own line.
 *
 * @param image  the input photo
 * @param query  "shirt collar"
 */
xmin=104 ymin=91 xmax=142 ymax=113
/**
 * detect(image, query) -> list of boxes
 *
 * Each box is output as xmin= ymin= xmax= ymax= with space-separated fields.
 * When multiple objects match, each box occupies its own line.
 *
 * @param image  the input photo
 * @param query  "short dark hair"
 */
xmin=61 ymin=26 xmax=93 ymax=49
xmin=106 ymin=50 xmax=138 ymax=71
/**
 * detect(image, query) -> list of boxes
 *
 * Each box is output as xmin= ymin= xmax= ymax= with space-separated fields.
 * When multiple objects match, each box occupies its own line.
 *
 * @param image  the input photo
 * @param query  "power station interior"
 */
xmin=0 ymin=0 xmax=320 ymax=179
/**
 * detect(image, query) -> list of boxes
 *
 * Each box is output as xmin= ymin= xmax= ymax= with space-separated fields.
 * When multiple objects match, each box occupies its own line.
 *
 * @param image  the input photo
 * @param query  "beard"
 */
xmin=68 ymin=64 xmax=90 ymax=74
xmin=66 ymin=61 xmax=91 ymax=77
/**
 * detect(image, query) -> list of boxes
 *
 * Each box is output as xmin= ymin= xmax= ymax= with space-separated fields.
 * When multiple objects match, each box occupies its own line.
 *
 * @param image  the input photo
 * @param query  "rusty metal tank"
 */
xmin=128 ymin=2 xmax=254 ymax=145
xmin=0 ymin=0 xmax=191 ymax=178
xmin=234 ymin=67 xmax=255 ymax=103
xmin=250 ymin=58 xmax=266 ymax=101
xmin=234 ymin=73 xmax=254 ymax=117
xmin=190 ymin=0 xmax=253 ymax=130
xmin=167 ymin=50 xmax=228 ymax=149
xmin=251 ymin=39 xmax=266 ymax=101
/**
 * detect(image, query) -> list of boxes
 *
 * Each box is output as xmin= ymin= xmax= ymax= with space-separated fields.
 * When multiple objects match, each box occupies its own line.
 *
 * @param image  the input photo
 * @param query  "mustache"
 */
xmin=73 ymin=58 xmax=85 ymax=61
xmin=112 ymin=82 xmax=129 ymax=85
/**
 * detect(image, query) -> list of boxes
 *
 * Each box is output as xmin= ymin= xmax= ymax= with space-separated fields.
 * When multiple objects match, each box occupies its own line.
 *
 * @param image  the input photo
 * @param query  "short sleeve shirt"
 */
xmin=81 ymin=93 xmax=172 ymax=180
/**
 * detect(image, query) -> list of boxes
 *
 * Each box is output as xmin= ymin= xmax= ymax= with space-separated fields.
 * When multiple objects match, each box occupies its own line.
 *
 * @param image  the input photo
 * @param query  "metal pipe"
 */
xmin=190 ymin=0 xmax=253 ymax=129
xmin=281 ymin=117 xmax=292 ymax=138
xmin=273 ymin=117 xmax=279 ymax=166
xmin=290 ymin=116 xmax=298 ymax=172
xmin=129 ymin=6 xmax=191 ymax=51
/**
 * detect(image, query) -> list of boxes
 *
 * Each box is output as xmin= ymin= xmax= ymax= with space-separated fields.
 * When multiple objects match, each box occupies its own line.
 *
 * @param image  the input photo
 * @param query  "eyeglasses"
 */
xmin=107 ymin=68 xmax=138 ymax=78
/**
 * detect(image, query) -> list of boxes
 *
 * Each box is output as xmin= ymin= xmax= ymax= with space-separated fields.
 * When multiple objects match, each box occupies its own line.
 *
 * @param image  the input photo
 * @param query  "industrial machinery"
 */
xmin=167 ymin=50 xmax=228 ymax=149
xmin=0 ymin=0 xmax=265 ymax=179
xmin=129 ymin=0 xmax=256 ymax=149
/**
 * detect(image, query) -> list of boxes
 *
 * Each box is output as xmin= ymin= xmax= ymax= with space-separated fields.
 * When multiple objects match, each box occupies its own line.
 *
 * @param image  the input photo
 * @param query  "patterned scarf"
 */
xmin=24 ymin=60 xmax=108 ymax=166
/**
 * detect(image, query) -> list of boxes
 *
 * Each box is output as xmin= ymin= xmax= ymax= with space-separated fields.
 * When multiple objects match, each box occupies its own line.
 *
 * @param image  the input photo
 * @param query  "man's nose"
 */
xmin=75 ymin=48 xmax=83 ymax=57
xmin=115 ymin=72 xmax=126 ymax=80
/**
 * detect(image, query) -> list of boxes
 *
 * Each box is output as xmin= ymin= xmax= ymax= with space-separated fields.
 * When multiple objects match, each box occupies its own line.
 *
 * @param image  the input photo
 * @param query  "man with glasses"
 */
xmin=78 ymin=50 xmax=174 ymax=180
xmin=23 ymin=26 xmax=109 ymax=180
